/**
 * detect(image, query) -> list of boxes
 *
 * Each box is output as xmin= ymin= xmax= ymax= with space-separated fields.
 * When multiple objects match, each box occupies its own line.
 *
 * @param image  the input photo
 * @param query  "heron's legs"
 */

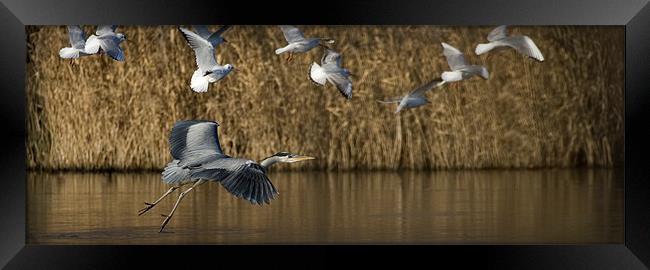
xmin=138 ymin=185 xmax=183 ymax=216
xmin=159 ymin=180 xmax=206 ymax=233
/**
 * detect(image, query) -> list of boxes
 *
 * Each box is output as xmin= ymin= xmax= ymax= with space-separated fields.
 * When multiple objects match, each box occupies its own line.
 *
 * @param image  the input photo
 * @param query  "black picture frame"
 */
xmin=1 ymin=0 xmax=649 ymax=269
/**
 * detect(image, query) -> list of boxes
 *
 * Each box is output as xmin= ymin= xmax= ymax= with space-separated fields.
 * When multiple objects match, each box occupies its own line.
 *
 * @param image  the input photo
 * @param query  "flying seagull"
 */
xmin=193 ymin=25 xmax=232 ymax=48
xmin=59 ymin=25 xmax=94 ymax=61
xmin=275 ymin=25 xmax=335 ymax=62
xmin=441 ymin=42 xmax=489 ymax=83
xmin=138 ymin=120 xmax=315 ymax=232
xmin=309 ymin=49 xmax=353 ymax=99
xmin=378 ymin=78 xmax=445 ymax=113
xmin=475 ymin=25 xmax=544 ymax=61
xmin=84 ymin=25 xmax=127 ymax=61
xmin=179 ymin=27 xmax=234 ymax=93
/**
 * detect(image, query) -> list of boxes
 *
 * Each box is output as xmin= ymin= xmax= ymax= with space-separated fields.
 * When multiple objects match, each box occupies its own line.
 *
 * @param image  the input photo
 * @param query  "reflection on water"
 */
xmin=27 ymin=169 xmax=623 ymax=244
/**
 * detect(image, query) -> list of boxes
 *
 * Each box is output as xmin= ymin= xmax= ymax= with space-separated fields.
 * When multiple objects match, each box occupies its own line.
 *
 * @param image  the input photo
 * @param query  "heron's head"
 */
xmin=271 ymin=152 xmax=316 ymax=163
xmin=224 ymin=64 xmax=234 ymax=71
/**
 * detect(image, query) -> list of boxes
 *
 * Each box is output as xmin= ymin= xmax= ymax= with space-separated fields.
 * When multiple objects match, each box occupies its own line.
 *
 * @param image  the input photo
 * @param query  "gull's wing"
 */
xmin=326 ymin=70 xmax=353 ymax=99
xmin=309 ymin=63 xmax=327 ymax=86
xmin=409 ymin=78 xmax=444 ymax=97
xmin=179 ymin=27 xmax=218 ymax=71
xmin=207 ymin=159 xmax=279 ymax=205
xmin=280 ymin=25 xmax=306 ymax=43
xmin=96 ymin=25 xmax=117 ymax=35
xmin=441 ymin=42 xmax=468 ymax=71
xmin=321 ymin=49 xmax=342 ymax=67
xmin=213 ymin=25 xmax=232 ymax=36
xmin=67 ymin=25 xmax=86 ymax=49
xmin=169 ymin=120 xmax=227 ymax=167
xmin=97 ymin=35 xmax=125 ymax=61
xmin=377 ymin=97 xmax=403 ymax=104
xmin=487 ymin=25 xmax=508 ymax=41
xmin=193 ymin=25 xmax=212 ymax=39
xmin=505 ymin=36 xmax=545 ymax=61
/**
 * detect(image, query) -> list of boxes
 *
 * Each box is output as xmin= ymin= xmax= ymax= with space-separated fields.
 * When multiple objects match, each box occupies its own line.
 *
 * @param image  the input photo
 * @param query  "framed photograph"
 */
xmin=1 ymin=0 xmax=649 ymax=268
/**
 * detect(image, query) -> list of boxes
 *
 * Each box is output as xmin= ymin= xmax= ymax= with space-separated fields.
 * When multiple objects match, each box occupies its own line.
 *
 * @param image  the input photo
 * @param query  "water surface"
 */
xmin=27 ymin=169 xmax=623 ymax=244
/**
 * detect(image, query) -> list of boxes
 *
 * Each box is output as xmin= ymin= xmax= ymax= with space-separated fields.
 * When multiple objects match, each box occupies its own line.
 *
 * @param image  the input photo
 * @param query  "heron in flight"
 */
xmin=440 ymin=42 xmax=489 ymax=83
xmin=378 ymin=78 xmax=445 ymax=113
xmin=179 ymin=27 xmax=234 ymax=93
xmin=59 ymin=25 xmax=95 ymax=63
xmin=275 ymin=25 xmax=335 ymax=62
xmin=138 ymin=120 xmax=315 ymax=232
xmin=308 ymin=49 xmax=353 ymax=99
xmin=192 ymin=25 xmax=232 ymax=48
xmin=475 ymin=25 xmax=544 ymax=61
xmin=84 ymin=25 xmax=127 ymax=61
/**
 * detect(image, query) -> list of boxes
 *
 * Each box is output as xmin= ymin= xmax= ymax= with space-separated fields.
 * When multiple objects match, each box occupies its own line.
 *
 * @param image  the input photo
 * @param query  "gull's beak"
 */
xmin=287 ymin=155 xmax=316 ymax=162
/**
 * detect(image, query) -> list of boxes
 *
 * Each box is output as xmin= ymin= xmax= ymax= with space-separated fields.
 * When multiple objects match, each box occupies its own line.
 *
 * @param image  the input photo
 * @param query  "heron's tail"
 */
xmin=475 ymin=43 xmax=495 ymax=55
xmin=162 ymin=160 xmax=189 ymax=185
xmin=59 ymin=47 xmax=79 ymax=59
xmin=190 ymin=70 xmax=209 ymax=93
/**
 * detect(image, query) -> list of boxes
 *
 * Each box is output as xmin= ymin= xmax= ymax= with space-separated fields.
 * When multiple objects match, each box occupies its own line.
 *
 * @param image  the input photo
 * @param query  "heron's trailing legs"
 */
xmin=138 ymin=184 xmax=185 ymax=216
xmin=159 ymin=180 xmax=206 ymax=233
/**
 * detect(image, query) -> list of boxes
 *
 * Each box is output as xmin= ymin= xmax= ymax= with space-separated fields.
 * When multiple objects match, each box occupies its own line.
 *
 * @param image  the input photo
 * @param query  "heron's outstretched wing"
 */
xmin=321 ymin=49 xmax=342 ymax=67
xmin=179 ymin=27 xmax=218 ymax=71
xmin=96 ymin=35 xmax=125 ymax=61
xmin=409 ymin=78 xmax=444 ymax=97
xmin=96 ymin=25 xmax=117 ymax=35
xmin=487 ymin=25 xmax=508 ymax=41
xmin=193 ymin=25 xmax=212 ymax=39
xmin=441 ymin=42 xmax=468 ymax=71
xmin=67 ymin=25 xmax=86 ymax=49
xmin=280 ymin=25 xmax=305 ymax=43
xmin=206 ymin=160 xmax=278 ymax=205
xmin=169 ymin=121 xmax=226 ymax=165
xmin=505 ymin=36 xmax=544 ymax=61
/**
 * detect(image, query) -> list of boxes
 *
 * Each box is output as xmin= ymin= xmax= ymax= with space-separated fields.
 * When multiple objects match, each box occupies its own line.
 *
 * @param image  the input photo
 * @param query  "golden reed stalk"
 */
xmin=26 ymin=26 xmax=624 ymax=171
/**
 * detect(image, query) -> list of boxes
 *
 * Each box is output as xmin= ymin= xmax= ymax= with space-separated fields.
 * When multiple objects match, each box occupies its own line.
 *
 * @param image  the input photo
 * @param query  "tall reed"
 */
xmin=26 ymin=26 xmax=624 ymax=170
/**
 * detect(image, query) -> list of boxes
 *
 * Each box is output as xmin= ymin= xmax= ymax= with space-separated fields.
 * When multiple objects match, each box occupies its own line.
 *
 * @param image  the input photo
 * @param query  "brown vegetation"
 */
xmin=26 ymin=26 xmax=624 ymax=170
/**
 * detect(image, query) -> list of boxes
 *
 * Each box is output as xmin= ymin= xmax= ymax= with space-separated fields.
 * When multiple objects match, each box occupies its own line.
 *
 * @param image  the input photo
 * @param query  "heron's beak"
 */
xmin=287 ymin=155 xmax=316 ymax=162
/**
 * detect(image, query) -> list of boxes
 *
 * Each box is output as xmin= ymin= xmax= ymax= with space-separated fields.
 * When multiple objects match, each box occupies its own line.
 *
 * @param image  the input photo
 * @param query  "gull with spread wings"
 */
xmin=440 ymin=42 xmax=489 ymax=83
xmin=308 ymin=49 xmax=353 ymax=100
xmin=378 ymin=78 xmax=445 ymax=113
xmin=84 ymin=25 xmax=127 ymax=61
xmin=275 ymin=25 xmax=335 ymax=62
xmin=179 ymin=27 xmax=234 ymax=93
xmin=475 ymin=25 xmax=544 ymax=61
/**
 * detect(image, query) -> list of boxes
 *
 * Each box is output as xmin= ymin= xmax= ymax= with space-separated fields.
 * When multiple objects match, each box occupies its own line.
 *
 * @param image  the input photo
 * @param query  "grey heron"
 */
xmin=179 ymin=27 xmax=234 ymax=93
xmin=84 ymin=25 xmax=127 ymax=61
xmin=193 ymin=25 xmax=232 ymax=48
xmin=275 ymin=25 xmax=335 ymax=62
xmin=308 ymin=49 xmax=353 ymax=99
xmin=378 ymin=78 xmax=445 ymax=113
xmin=475 ymin=25 xmax=544 ymax=61
xmin=138 ymin=120 xmax=315 ymax=232
xmin=59 ymin=25 xmax=94 ymax=63
xmin=440 ymin=42 xmax=489 ymax=83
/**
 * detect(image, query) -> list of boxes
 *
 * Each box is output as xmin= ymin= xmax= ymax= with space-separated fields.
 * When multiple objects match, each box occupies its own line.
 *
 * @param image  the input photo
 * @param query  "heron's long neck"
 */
xmin=260 ymin=156 xmax=281 ymax=169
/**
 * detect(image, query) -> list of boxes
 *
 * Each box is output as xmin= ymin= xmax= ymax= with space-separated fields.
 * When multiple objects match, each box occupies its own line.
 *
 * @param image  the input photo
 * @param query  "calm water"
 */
xmin=27 ymin=169 xmax=623 ymax=244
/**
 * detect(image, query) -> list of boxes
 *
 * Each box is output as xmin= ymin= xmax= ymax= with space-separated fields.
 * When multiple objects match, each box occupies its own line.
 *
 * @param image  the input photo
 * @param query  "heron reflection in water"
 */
xmin=138 ymin=120 xmax=315 ymax=232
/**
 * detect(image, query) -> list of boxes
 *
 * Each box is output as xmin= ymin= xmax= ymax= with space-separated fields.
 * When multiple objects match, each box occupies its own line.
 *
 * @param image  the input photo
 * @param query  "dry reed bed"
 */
xmin=26 ymin=26 xmax=624 ymax=170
